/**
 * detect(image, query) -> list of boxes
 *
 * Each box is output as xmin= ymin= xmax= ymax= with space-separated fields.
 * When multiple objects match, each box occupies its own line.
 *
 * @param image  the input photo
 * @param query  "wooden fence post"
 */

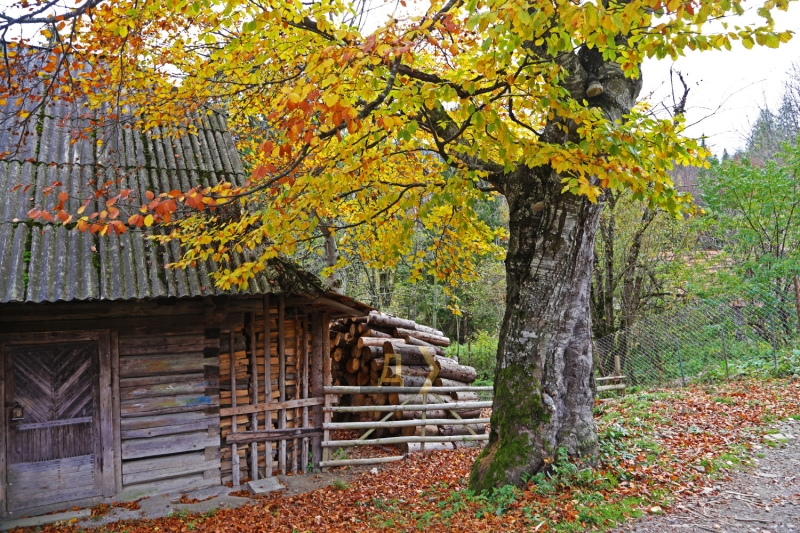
xmin=249 ymin=313 xmax=259 ymax=480
xmin=278 ymin=296 xmax=286 ymax=475
xmin=263 ymin=294 xmax=273 ymax=477
xmin=311 ymin=312 xmax=324 ymax=469
xmin=230 ymin=330 xmax=239 ymax=486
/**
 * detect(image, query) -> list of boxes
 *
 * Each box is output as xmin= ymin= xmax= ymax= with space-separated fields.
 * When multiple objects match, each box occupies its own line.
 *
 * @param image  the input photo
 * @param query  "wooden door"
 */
xmin=1 ymin=332 xmax=114 ymax=516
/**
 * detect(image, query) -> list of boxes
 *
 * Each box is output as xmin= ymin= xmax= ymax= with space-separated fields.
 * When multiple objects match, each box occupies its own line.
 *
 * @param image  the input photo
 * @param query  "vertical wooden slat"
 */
xmin=301 ymin=314 xmax=309 ymax=474
xmin=321 ymin=313 xmax=331 ymax=468
xmin=230 ymin=330 xmax=239 ymax=487
xmin=110 ymin=330 xmax=122 ymax=494
xmin=291 ymin=312 xmax=299 ymax=475
xmin=1 ymin=342 xmax=7 ymax=515
xmin=263 ymin=294 xmax=272 ymax=477
xmin=249 ymin=312 xmax=259 ymax=480
xmin=278 ymin=295 xmax=286 ymax=476
xmin=310 ymin=312 xmax=324 ymax=468
xmin=98 ymin=331 xmax=115 ymax=496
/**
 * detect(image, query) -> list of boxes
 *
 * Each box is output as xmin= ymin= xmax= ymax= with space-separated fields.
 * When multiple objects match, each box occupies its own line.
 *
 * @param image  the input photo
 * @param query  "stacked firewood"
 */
xmin=219 ymin=310 xmax=307 ymax=484
xmin=330 ymin=311 xmax=485 ymax=438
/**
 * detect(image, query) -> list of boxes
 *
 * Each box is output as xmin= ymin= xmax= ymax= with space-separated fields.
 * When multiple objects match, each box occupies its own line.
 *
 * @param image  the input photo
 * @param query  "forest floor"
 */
xmin=614 ymin=417 xmax=799 ymax=532
xmin=8 ymin=378 xmax=800 ymax=533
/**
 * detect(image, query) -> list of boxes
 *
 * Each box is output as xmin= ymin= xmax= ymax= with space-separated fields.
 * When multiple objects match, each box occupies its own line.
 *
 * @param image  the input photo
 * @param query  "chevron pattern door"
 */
xmin=4 ymin=341 xmax=101 ymax=512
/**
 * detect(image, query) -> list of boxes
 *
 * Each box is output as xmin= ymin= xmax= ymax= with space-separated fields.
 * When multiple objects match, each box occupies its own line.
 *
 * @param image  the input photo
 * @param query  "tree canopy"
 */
xmin=4 ymin=0 xmax=788 ymax=291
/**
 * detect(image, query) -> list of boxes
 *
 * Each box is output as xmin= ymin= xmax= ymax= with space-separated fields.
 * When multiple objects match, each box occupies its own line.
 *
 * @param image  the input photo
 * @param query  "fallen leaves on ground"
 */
xmin=90 ymin=500 xmax=142 ymax=518
xmin=15 ymin=379 xmax=800 ymax=533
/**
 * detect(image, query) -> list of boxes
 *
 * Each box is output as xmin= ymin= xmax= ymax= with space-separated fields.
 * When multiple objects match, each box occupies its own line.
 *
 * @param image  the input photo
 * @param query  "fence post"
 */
xmin=769 ymin=311 xmax=778 ymax=371
xmin=720 ymin=325 xmax=729 ymax=381
xmin=676 ymin=339 xmax=685 ymax=387
xmin=420 ymin=393 xmax=427 ymax=453
xmin=794 ymin=276 xmax=800 ymax=336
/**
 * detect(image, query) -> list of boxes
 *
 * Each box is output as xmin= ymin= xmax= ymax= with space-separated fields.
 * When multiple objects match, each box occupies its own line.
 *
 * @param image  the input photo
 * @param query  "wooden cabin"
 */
xmin=0 ymin=57 xmax=370 ymax=517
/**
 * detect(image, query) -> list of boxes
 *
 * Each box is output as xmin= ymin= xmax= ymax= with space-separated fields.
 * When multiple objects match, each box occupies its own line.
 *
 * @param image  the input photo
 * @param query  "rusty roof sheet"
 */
xmin=0 ymin=49 xmax=366 ymax=309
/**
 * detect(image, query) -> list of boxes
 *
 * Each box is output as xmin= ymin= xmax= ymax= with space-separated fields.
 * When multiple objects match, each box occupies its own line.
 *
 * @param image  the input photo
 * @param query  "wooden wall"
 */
xmin=0 ymin=298 xmax=235 ymax=504
xmin=0 ymin=294 xmax=335 ymax=512
xmin=219 ymin=297 xmax=314 ymax=484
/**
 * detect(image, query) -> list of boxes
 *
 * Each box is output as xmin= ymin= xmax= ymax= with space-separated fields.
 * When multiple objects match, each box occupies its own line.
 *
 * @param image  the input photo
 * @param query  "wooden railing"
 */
xmin=596 ymin=375 xmax=626 ymax=392
xmin=319 ymin=385 xmax=493 ymax=468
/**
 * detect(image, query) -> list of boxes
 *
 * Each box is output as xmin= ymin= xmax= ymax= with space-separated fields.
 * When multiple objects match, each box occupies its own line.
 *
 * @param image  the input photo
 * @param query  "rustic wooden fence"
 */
xmin=319 ymin=385 xmax=493 ymax=468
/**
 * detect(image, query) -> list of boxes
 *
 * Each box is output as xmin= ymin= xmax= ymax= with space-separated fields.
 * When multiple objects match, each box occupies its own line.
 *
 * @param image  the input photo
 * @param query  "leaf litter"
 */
xmin=12 ymin=378 xmax=800 ymax=533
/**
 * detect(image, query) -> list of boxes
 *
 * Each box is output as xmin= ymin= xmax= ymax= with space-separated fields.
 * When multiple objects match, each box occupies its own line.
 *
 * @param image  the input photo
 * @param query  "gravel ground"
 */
xmin=616 ymin=419 xmax=800 ymax=533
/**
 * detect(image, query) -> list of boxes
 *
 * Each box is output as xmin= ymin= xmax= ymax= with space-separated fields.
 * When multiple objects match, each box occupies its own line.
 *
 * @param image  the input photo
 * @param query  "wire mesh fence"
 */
xmin=594 ymin=287 xmax=800 ymax=389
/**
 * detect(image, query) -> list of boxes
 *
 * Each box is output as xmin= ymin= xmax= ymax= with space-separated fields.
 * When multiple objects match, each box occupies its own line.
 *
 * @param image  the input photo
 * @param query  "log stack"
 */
xmin=329 ymin=311 xmax=485 ymax=439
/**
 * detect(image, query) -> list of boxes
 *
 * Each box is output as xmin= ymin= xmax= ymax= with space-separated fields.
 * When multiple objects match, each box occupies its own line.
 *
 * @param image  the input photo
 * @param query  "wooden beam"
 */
xmin=263 ymin=294 xmax=272 ymax=477
xmin=313 ymin=297 xmax=363 ymax=317
xmin=249 ymin=312 xmax=259 ymax=481
xmin=321 ymin=312 xmax=331 ymax=469
xmin=310 ymin=312 xmax=324 ymax=469
xmin=324 ymin=418 xmax=490 ymax=430
xmin=327 ymin=401 xmax=492 ymax=413
xmin=218 ymin=398 xmax=323 ymax=418
xmin=1 ymin=338 xmax=7 ymax=515
xmin=278 ymin=295 xmax=286 ymax=476
xmin=226 ymin=427 xmax=323 ymax=445
xmin=301 ymin=313 xmax=309 ymax=474
xmin=324 ymin=386 xmax=492 ymax=394
xmin=319 ymin=455 xmax=406 ymax=468
xmin=597 ymin=383 xmax=627 ymax=392
xmin=322 ymin=434 xmax=489 ymax=447
xmin=292 ymin=312 xmax=300 ymax=475
xmin=230 ymin=330 xmax=239 ymax=487
xmin=98 ymin=330 xmax=115 ymax=497
xmin=111 ymin=330 xmax=123 ymax=495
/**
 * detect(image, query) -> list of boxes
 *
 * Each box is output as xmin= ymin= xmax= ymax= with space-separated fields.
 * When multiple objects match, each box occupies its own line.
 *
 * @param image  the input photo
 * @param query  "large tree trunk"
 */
xmin=470 ymin=48 xmax=642 ymax=492
xmin=470 ymin=171 xmax=601 ymax=491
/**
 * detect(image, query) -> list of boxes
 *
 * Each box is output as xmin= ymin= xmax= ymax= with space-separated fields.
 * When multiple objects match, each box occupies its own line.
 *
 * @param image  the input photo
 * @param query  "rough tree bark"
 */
xmin=322 ymin=223 xmax=343 ymax=293
xmin=470 ymin=47 xmax=643 ymax=491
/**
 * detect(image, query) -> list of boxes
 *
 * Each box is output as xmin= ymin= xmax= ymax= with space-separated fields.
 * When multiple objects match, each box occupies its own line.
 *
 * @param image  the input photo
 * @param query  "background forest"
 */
xmin=277 ymin=62 xmax=800 ymax=384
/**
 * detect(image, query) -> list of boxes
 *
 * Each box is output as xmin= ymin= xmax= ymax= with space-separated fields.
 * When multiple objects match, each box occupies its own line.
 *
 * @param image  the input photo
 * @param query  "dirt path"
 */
xmin=616 ymin=418 xmax=800 ymax=533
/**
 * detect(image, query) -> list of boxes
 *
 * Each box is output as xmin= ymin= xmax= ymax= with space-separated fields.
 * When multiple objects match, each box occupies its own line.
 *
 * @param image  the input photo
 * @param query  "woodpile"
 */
xmin=219 ymin=307 xmax=309 ymax=484
xmin=329 ymin=311 xmax=485 ymax=440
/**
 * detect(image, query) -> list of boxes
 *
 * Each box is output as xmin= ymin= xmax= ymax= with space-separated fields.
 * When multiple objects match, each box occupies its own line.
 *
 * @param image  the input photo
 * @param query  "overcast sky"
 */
xmin=642 ymin=4 xmax=800 ymax=156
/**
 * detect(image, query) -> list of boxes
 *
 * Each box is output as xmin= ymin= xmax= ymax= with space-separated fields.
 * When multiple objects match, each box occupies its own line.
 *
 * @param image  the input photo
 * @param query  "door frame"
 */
xmin=1 ymin=330 xmax=115 ymax=516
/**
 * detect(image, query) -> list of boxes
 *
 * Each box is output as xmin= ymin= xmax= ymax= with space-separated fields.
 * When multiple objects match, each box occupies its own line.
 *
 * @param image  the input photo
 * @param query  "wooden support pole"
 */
xmin=310 ymin=311 xmax=324 ymax=469
xmin=301 ymin=313 xmax=309 ymax=474
xmin=249 ymin=312 xmax=259 ymax=480
xmin=292 ymin=312 xmax=300 ymax=475
xmin=110 ymin=330 xmax=122 ymax=494
xmin=230 ymin=330 xmax=240 ymax=487
xmin=278 ymin=295 xmax=286 ymax=476
xmin=263 ymin=294 xmax=272 ymax=477
xmin=322 ymin=312 xmax=331 ymax=469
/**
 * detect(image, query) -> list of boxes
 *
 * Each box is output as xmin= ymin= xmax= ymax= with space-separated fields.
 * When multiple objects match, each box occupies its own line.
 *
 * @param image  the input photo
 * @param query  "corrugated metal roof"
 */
xmin=0 ymin=48 xmax=360 ymax=307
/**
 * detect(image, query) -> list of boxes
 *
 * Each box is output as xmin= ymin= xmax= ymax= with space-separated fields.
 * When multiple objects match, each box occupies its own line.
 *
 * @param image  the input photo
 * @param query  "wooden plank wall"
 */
xmin=117 ymin=324 xmax=222 ymax=498
xmin=219 ymin=300 xmax=312 ymax=484
xmin=0 ymin=299 xmax=226 ymax=501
